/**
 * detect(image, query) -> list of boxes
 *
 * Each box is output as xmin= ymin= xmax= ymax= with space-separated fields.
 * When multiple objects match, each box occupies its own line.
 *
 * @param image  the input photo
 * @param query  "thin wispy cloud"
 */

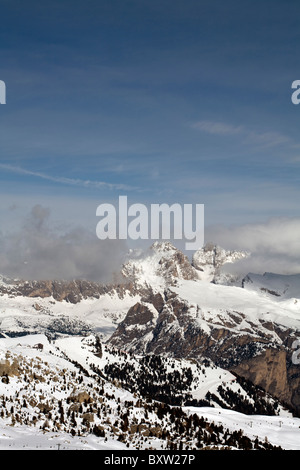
xmin=0 ymin=164 xmax=138 ymax=191
xmin=192 ymin=121 xmax=243 ymax=136
xmin=191 ymin=120 xmax=291 ymax=148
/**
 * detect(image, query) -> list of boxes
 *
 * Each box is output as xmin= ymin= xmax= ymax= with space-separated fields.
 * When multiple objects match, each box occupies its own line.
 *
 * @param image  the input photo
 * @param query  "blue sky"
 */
xmin=1 ymin=0 xmax=300 ymax=279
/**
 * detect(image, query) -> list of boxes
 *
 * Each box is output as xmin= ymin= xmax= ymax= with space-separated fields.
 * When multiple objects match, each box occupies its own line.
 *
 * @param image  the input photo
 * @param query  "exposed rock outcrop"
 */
xmin=192 ymin=243 xmax=249 ymax=283
xmin=0 ymin=278 xmax=136 ymax=303
xmin=109 ymin=289 xmax=300 ymax=416
xmin=121 ymin=241 xmax=200 ymax=288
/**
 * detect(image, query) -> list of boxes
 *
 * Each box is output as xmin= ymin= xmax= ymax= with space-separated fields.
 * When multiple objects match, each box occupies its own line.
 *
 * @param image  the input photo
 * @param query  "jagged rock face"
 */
xmin=0 ymin=278 xmax=135 ymax=303
xmin=231 ymin=348 xmax=290 ymax=404
xmin=109 ymin=302 xmax=158 ymax=351
xmin=109 ymin=290 xmax=300 ymax=415
xmin=192 ymin=243 xmax=249 ymax=283
xmin=121 ymin=242 xmax=200 ymax=288
xmin=110 ymin=292 xmax=270 ymax=360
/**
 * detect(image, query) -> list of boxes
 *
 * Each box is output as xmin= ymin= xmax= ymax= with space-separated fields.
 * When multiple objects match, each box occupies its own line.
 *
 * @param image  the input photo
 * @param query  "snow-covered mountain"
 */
xmin=192 ymin=242 xmax=249 ymax=283
xmin=1 ymin=241 xmax=300 ymax=450
xmin=121 ymin=241 xmax=200 ymax=288
xmin=112 ymin=243 xmax=300 ymax=417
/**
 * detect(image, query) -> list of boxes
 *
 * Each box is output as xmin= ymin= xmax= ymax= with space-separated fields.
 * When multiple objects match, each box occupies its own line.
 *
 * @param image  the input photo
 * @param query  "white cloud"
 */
xmin=206 ymin=217 xmax=300 ymax=275
xmin=0 ymin=164 xmax=138 ymax=191
xmin=191 ymin=120 xmax=243 ymax=136
xmin=191 ymin=120 xmax=290 ymax=148
xmin=0 ymin=204 xmax=128 ymax=282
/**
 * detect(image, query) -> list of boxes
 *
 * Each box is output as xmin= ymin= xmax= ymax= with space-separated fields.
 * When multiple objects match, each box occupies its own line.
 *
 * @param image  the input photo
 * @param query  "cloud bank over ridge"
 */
xmin=0 ymin=204 xmax=299 ymax=282
xmin=206 ymin=217 xmax=300 ymax=276
xmin=0 ymin=205 xmax=127 ymax=282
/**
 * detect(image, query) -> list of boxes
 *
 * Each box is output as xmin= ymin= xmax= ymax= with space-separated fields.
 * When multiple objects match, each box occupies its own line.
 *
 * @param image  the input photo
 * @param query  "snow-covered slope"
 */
xmin=0 ymin=334 xmax=133 ymax=450
xmin=0 ymin=290 xmax=140 ymax=341
xmin=1 ymin=241 xmax=300 ymax=449
xmin=242 ymin=272 xmax=300 ymax=300
xmin=1 ymin=334 xmax=299 ymax=450
xmin=174 ymin=277 xmax=300 ymax=333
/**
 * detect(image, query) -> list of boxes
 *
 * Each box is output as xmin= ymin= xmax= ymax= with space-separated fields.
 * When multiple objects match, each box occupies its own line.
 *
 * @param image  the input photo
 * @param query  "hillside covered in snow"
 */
xmin=1 ymin=241 xmax=300 ymax=450
xmin=1 ymin=333 xmax=299 ymax=450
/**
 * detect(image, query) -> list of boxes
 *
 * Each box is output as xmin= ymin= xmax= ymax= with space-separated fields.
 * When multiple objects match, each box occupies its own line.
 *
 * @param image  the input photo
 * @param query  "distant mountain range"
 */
xmin=1 ymin=241 xmax=300 ymax=449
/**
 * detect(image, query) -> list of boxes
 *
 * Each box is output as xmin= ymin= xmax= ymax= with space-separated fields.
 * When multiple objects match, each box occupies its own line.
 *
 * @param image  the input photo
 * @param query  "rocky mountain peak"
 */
xmin=121 ymin=241 xmax=199 ymax=289
xmin=150 ymin=241 xmax=178 ymax=253
xmin=192 ymin=242 xmax=250 ymax=282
